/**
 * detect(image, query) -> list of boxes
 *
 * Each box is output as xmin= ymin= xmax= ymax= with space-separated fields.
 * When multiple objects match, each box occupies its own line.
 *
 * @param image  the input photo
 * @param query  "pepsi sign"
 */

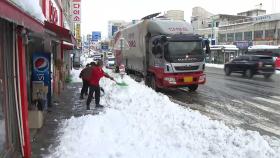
xmin=33 ymin=57 xmax=49 ymax=73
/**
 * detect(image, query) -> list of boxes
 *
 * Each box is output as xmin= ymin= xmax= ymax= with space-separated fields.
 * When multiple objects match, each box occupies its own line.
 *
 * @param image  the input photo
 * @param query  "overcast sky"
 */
xmin=81 ymin=0 xmax=280 ymax=39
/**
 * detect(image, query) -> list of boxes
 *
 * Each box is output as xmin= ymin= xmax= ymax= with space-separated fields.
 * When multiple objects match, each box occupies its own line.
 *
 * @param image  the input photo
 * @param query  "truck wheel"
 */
xmin=225 ymin=67 xmax=231 ymax=76
xmin=245 ymin=69 xmax=253 ymax=78
xmin=151 ymin=76 xmax=159 ymax=92
xmin=188 ymin=84 xmax=198 ymax=91
xmin=264 ymin=74 xmax=272 ymax=79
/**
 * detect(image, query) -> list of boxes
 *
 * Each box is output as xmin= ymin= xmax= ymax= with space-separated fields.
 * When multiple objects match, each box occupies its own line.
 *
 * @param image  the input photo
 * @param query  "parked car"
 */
xmin=224 ymin=55 xmax=275 ymax=79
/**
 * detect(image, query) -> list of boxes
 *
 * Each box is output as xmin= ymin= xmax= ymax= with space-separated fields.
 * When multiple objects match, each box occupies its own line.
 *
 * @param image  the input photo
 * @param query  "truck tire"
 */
xmin=264 ymin=74 xmax=272 ymax=79
xmin=151 ymin=75 xmax=159 ymax=92
xmin=245 ymin=69 xmax=253 ymax=78
xmin=188 ymin=84 xmax=198 ymax=91
xmin=225 ymin=67 xmax=231 ymax=76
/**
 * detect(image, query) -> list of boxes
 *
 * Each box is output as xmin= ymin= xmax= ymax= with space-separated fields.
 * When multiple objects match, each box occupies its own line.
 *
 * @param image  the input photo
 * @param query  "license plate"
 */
xmin=184 ymin=77 xmax=193 ymax=82
xmin=264 ymin=65 xmax=272 ymax=67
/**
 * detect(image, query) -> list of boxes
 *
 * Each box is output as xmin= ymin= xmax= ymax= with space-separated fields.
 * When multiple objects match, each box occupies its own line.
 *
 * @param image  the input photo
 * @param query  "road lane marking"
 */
xmin=255 ymin=97 xmax=280 ymax=105
xmin=244 ymin=100 xmax=280 ymax=116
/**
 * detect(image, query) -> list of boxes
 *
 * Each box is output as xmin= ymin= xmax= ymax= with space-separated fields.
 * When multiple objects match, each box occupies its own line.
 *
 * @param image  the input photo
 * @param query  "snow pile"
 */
xmin=48 ymin=73 xmax=280 ymax=158
xmin=206 ymin=63 xmax=224 ymax=69
xmin=9 ymin=0 xmax=46 ymax=22
xmin=70 ymin=68 xmax=82 ymax=83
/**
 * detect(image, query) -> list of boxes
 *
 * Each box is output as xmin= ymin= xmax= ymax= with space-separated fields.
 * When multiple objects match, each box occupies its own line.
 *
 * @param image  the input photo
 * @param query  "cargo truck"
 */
xmin=114 ymin=14 xmax=210 ymax=91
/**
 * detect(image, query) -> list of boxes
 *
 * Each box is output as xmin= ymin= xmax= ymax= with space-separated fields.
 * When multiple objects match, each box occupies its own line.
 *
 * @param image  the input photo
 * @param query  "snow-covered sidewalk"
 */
xmin=47 ymin=69 xmax=280 ymax=158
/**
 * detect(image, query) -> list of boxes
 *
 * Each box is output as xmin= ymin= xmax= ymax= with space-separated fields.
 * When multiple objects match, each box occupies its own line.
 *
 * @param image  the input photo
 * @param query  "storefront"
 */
xmin=0 ymin=1 xmax=45 ymax=157
xmin=0 ymin=1 xmax=75 ymax=157
xmin=207 ymin=45 xmax=239 ymax=64
xmin=0 ymin=18 xmax=22 ymax=158
xmin=43 ymin=0 xmax=75 ymax=97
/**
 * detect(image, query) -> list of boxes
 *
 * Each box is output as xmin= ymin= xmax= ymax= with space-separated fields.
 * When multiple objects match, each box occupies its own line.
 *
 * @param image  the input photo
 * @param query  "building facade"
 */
xmin=164 ymin=10 xmax=184 ymax=21
xmin=192 ymin=7 xmax=280 ymax=63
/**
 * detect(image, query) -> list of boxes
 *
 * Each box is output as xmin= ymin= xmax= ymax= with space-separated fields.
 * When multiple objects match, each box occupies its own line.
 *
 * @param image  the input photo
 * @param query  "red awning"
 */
xmin=44 ymin=21 xmax=72 ymax=43
xmin=0 ymin=1 xmax=44 ymax=33
xmin=62 ymin=41 xmax=74 ymax=50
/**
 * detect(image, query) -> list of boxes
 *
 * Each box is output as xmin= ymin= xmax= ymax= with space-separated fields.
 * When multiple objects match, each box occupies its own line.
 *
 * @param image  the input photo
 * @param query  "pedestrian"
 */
xmin=79 ymin=63 xmax=93 ymax=99
xmin=86 ymin=60 xmax=114 ymax=110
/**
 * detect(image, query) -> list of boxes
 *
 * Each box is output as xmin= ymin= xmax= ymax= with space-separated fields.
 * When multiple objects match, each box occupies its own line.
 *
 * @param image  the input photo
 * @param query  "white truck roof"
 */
xmin=147 ymin=19 xmax=194 ymax=35
xmin=122 ymin=19 xmax=194 ymax=36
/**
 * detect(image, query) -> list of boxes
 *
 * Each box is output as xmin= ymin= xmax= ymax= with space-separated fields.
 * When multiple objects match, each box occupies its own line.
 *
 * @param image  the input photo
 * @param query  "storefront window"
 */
xmin=0 ymin=20 xmax=6 ymax=154
xmin=235 ymin=32 xmax=243 ymax=41
xmin=265 ymin=30 xmax=274 ymax=39
xmin=254 ymin=30 xmax=263 ymax=40
xmin=218 ymin=34 xmax=226 ymax=42
xmin=0 ymin=109 xmax=5 ymax=152
xmin=244 ymin=31 xmax=252 ymax=41
xmin=227 ymin=33 xmax=234 ymax=42
xmin=0 ymin=80 xmax=4 ymax=152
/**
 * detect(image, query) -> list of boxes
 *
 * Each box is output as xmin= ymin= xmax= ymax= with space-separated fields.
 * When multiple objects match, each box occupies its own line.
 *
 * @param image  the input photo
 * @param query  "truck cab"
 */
xmin=114 ymin=17 xmax=210 ymax=91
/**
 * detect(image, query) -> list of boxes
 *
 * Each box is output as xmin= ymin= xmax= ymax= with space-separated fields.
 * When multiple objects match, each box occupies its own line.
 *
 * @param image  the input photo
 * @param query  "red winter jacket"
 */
xmin=89 ymin=66 xmax=109 ymax=86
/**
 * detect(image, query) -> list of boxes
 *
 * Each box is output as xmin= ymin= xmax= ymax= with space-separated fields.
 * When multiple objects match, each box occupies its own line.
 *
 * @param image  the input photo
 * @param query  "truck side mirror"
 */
xmin=152 ymin=45 xmax=162 ymax=55
xmin=152 ymin=47 xmax=157 ymax=54
xmin=161 ymin=36 xmax=167 ymax=43
xmin=156 ymin=45 xmax=162 ymax=54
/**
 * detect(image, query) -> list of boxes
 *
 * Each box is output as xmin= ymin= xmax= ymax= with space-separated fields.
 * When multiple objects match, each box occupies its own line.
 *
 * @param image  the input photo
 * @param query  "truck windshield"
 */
xmin=167 ymin=41 xmax=203 ymax=56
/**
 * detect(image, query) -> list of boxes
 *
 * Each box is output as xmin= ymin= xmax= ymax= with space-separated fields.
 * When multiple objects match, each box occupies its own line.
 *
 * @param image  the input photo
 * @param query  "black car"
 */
xmin=224 ymin=55 xmax=275 ymax=79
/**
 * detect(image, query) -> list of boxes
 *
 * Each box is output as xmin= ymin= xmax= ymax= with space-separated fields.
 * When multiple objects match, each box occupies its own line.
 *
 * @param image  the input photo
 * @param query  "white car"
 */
xmin=106 ymin=57 xmax=115 ymax=68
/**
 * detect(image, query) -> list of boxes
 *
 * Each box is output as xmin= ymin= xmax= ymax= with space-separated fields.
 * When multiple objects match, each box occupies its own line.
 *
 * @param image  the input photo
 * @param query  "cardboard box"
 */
xmin=28 ymin=110 xmax=44 ymax=129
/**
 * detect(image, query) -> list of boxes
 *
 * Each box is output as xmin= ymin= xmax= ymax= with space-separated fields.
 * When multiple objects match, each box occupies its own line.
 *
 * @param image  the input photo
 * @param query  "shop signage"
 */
xmin=75 ymin=24 xmax=81 ymax=40
xmin=49 ymin=1 xmax=58 ymax=24
xmin=72 ymin=0 xmax=81 ymax=23
xmin=92 ymin=31 xmax=101 ymax=41
xmin=253 ymin=13 xmax=280 ymax=22
xmin=44 ymin=0 xmax=61 ymax=25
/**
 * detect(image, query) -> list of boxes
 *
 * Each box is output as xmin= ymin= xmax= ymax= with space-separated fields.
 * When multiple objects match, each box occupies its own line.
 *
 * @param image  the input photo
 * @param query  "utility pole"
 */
xmin=211 ymin=16 xmax=214 ymax=45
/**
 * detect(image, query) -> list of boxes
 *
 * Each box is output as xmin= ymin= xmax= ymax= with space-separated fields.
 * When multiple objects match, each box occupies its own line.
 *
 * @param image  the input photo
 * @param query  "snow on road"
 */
xmin=206 ymin=63 xmax=280 ymax=74
xmin=48 ymin=70 xmax=280 ymax=158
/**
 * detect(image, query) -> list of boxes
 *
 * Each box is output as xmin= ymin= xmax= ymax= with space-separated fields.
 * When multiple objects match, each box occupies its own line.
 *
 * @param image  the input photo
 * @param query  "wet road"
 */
xmin=163 ymin=67 xmax=280 ymax=138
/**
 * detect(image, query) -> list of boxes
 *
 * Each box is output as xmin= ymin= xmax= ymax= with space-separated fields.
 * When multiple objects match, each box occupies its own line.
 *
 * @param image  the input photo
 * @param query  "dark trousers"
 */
xmin=86 ymin=85 xmax=100 ymax=106
xmin=81 ymin=79 xmax=89 ymax=97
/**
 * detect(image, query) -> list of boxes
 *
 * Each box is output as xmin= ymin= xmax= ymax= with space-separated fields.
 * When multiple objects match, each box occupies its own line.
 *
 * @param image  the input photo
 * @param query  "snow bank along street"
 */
xmin=47 ymin=69 xmax=280 ymax=158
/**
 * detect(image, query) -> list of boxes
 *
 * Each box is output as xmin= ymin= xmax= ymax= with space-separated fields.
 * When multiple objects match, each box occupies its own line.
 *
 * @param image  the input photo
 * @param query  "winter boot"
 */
xmin=95 ymin=104 xmax=104 ymax=108
xmin=86 ymin=104 xmax=90 ymax=110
